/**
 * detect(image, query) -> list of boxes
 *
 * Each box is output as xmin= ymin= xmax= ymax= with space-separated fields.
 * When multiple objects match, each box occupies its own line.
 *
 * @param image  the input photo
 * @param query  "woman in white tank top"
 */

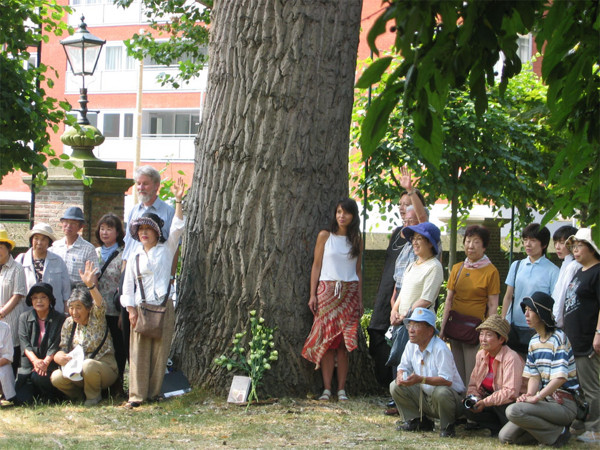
xmin=302 ymin=198 xmax=362 ymax=402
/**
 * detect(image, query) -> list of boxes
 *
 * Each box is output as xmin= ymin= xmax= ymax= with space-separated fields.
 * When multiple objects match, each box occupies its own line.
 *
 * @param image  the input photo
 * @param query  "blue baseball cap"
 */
xmin=403 ymin=222 xmax=441 ymax=255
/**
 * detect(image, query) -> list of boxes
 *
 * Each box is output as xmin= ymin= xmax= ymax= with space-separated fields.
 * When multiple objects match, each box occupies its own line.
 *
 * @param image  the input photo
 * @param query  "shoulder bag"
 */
xmin=443 ymin=263 xmax=483 ymax=345
xmin=507 ymin=260 xmax=535 ymax=354
xmin=133 ymin=254 xmax=170 ymax=339
xmin=97 ymin=249 xmax=122 ymax=312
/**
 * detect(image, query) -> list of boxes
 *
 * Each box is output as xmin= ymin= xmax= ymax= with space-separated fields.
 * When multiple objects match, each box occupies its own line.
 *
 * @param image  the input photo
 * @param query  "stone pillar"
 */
xmin=24 ymin=160 xmax=133 ymax=243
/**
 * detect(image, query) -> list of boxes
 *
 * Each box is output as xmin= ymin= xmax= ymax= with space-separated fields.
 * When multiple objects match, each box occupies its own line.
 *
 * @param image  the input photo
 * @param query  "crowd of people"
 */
xmin=0 ymin=163 xmax=598 ymax=446
xmin=301 ymin=167 xmax=599 ymax=446
xmin=0 ymin=166 xmax=187 ymax=410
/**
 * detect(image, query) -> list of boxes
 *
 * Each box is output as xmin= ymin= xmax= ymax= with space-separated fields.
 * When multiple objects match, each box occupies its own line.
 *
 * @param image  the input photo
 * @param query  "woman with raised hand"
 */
xmin=51 ymin=261 xmax=118 ymax=406
xmin=120 ymin=177 xmax=186 ymax=409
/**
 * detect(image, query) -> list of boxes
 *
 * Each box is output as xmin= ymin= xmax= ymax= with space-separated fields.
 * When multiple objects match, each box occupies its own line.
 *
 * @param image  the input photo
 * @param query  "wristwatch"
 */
xmin=595 ymin=329 xmax=600 ymax=335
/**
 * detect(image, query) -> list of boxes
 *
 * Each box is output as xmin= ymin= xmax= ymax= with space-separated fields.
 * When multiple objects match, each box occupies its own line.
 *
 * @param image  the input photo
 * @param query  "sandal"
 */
xmin=318 ymin=389 xmax=332 ymax=401
xmin=337 ymin=390 xmax=349 ymax=401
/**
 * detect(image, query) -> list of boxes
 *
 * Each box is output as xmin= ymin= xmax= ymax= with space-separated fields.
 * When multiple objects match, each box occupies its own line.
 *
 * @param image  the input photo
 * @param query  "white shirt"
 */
xmin=319 ymin=233 xmax=359 ymax=282
xmin=0 ymin=255 xmax=27 ymax=344
xmin=397 ymin=257 xmax=443 ymax=315
xmin=552 ymin=254 xmax=582 ymax=328
xmin=121 ymin=216 xmax=185 ymax=307
xmin=399 ymin=335 xmax=465 ymax=396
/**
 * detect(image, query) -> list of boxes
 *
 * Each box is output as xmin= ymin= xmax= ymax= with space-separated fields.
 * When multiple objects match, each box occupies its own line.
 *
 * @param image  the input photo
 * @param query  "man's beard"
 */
xmin=139 ymin=192 xmax=154 ymax=204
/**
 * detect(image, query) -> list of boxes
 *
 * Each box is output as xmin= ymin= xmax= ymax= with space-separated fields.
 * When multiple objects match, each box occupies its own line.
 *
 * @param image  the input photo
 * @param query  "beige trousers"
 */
xmin=128 ymin=300 xmax=174 ymax=403
xmin=51 ymin=353 xmax=118 ymax=400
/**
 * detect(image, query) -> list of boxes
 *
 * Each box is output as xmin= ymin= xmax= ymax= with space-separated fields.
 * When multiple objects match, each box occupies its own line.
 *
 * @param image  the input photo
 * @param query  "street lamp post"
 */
xmin=60 ymin=15 xmax=105 ymax=125
xmin=59 ymin=16 xmax=106 ymax=159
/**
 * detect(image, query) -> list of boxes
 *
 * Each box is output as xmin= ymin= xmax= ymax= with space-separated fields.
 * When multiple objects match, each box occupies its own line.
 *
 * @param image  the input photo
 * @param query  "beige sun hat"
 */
xmin=26 ymin=223 xmax=57 ymax=245
xmin=566 ymin=228 xmax=600 ymax=255
xmin=0 ymin=228 xmax=16 ymax=251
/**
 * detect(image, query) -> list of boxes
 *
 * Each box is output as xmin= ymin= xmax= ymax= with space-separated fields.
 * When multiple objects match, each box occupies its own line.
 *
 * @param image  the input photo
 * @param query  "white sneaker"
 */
xmin=577 ymin=431 xmax=600 ymax=444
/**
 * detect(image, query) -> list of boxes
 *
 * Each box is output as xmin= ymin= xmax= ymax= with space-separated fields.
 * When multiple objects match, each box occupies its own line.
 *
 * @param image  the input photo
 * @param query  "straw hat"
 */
xmin=0 ymin=228 xmax=16 ymax=250
xmin=476 ymin=315 xmax=510 ymax=342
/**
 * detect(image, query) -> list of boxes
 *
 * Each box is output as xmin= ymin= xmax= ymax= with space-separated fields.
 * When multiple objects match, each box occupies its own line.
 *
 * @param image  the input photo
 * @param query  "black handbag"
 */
xmin=569 ymin=388 xmax=590 ymax=421
xmin=507 ymin=260 xmax=534 ymax=354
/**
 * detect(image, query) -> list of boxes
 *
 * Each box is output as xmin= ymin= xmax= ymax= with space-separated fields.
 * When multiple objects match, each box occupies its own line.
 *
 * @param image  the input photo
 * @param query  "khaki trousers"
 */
xmin=51 ymin=353 xmax=118 ymax=401
xmin=499 ymin=397 xmax=577 ymax=445
xmin=390 ymin=381 xmax=463 ymax=429
xmin=128 ymin=300 xmax=174 ymax=403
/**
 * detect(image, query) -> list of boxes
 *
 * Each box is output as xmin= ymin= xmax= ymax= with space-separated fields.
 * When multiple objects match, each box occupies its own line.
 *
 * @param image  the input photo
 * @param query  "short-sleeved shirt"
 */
xmin=563 ymin=263 xmax=600 ymax=356
xmin=505 ymin=256 xmax=559 ymax=327
xmin=59 ymin=301 xmax=113 ymax=360
xmin=0 ymin=321 xmax=13 ymax=362
xmin=51 ymin=236 xmax=100 ymax=286
xmin=0 ymin=255 xmax=27 ymax=344
xmin=122 ymin=197 xmax=175 ymax=262
xmin=397 ymin=257 xmax=443 ymax=315
xmin=525 ymin=329 xmax=578 ymax=391
xmin=448 ymin=262 xmax=500 ymax=320
xmin=399 ymin=335 xmax=465 ymax=395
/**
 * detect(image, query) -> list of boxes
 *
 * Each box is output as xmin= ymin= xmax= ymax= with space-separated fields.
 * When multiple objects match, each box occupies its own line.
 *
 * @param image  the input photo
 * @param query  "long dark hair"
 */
xmin=329 ymin=198 xmax=361 ymax=258
xmin=95 ymin=213 xmax=126 ymax=247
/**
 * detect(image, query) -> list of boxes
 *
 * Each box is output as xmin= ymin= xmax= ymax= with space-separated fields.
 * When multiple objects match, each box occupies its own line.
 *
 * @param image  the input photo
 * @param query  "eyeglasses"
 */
xmin=569 ymin=243 xmax=586 ymax=251
xmin=412 ymin=236 xmax=426 ymax=243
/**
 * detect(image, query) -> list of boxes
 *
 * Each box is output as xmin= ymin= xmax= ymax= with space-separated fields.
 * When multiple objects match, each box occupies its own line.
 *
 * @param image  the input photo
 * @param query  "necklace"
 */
xmin=391 ymin=228 xmax=407 ymax=251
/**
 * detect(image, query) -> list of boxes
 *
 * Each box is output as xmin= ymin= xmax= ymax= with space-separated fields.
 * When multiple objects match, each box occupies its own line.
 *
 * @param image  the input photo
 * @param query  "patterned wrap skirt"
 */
xmin=302 ymin=280 xmax=361 ymax=368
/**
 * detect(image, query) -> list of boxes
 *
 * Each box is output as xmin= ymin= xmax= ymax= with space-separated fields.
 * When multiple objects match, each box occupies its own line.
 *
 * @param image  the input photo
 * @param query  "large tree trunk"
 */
xmin=172 ymin=0 xmax=374 ymax=397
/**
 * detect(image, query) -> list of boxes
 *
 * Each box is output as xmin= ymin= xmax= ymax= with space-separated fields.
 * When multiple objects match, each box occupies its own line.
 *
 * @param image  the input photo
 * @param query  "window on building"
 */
xmin=105 ymin=46 xmax=122 ymax=71
xmin=146 ymin=110 xmax=200 ymax=137
xmin=124 ymin=114 xmax=134 ymax=138
xmin=103 ymin=113 xmax=120 ymax=137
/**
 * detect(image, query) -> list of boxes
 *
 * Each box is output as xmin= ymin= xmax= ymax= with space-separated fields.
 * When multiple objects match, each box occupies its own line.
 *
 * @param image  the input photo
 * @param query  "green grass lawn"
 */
xmin=0 ymin=390 xmax=588 ymax=449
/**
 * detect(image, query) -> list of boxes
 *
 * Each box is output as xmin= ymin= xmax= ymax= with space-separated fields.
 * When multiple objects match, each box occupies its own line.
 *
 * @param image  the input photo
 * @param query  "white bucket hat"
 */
xmin=566 ymin=228 xmax=600 ymax=255
xmin=26 ymin=223 xmax=57 ymax=244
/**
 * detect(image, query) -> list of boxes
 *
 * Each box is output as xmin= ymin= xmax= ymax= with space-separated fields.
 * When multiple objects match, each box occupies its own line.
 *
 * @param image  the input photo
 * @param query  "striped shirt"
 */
xmin=524 ymin=329 xmax=579 ymax=391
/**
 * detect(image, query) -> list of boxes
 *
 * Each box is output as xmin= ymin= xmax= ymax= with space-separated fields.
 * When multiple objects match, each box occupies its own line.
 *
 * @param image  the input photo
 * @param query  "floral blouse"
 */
xmin=59 ymin=300 xmax=114 ymax=360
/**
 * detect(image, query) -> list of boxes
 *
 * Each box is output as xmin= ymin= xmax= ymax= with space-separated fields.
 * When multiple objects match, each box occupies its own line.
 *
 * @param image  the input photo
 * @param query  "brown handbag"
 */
xmin=444 ymin=309 xmax=482 ymax=345
xmin=444 ymin=263 xmax=482 ymax=345
xmin=133 ymin=254 xmax=170 ymax=339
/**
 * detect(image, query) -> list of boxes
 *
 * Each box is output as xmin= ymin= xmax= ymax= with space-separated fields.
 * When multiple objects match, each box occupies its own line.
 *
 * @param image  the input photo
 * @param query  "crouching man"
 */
xmin=390 ymin=307 xmax=465 ymax=437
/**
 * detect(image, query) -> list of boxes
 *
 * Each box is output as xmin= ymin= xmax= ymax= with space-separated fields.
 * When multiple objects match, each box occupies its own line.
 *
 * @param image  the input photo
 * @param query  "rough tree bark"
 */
xmin=171 ymin=0 xmax=377 ymax=397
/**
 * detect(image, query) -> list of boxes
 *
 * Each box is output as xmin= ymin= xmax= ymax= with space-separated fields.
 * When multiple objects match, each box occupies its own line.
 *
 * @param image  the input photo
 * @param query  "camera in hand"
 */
xmin=463 ymin=395 xmax=478 ymax=409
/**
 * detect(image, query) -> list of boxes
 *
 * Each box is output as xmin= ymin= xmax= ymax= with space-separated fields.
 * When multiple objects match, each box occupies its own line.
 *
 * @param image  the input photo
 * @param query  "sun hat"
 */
xmin=26 ymin=282 xmax=56 ymax=307
xmin=521 ymin=291 xmax=556 ymax=328
xmin=129 ymin=212 xmax=164 ymax=242
xmin=403 ymin=307 xmax=438 ymax=332
xmin=26 ymin=223 xmax=57 ymax=245
xmin=566 ymin=228 xmax=600 ymax=255
xmin=61 ymin=206 xmax=85 ymax=222
xmin=476 ymin=315 xmax=510 ymax=342
xmin=0 ymin=228 xmax=16 ymax=251
xmin=402 ymin=222 xmax=441 ymax=255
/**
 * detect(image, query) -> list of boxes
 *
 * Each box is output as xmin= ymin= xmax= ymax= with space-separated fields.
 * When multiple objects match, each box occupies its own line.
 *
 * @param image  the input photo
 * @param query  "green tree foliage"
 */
xmin=358 ymin=0 xmax=599 ymax=239
xmin=352 ymin=59 xmax=562 ymax=264
xmin=115 ymin=0 xmax=211 ymax=88
xmin=0 ymin=0 xmax=81 ymax=183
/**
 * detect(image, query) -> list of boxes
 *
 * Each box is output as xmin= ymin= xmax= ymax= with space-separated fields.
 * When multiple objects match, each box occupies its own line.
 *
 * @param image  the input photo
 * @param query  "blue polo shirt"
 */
xmin=505 ymin=256 xmax=559 ymax=327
